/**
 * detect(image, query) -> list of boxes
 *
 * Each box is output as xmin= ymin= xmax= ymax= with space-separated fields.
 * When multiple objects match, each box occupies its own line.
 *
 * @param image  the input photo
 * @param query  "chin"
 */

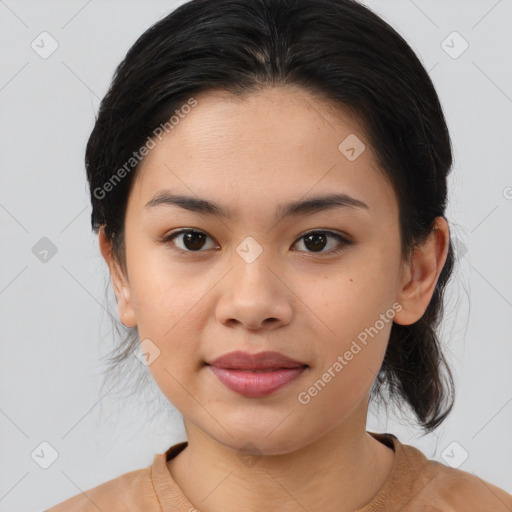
xmin=206 ymin=419 xmax=317 ymax=457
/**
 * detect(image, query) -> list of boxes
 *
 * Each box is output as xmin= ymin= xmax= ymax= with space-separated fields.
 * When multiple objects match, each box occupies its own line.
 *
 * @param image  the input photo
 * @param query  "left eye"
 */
xmin=162 ymin=229 xmax=218 ymax=252
xmin=292 ymin=230 xmax=351 ymax=254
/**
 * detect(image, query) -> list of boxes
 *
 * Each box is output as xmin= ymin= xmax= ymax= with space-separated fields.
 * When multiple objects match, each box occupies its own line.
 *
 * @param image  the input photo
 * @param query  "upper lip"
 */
xmin=207 ymin=350 xmax=307 ymax=370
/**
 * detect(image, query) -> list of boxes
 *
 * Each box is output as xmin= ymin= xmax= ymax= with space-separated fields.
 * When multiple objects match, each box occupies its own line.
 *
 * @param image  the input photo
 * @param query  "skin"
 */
xmin=99 ymin=85 xmax=449 ymax=512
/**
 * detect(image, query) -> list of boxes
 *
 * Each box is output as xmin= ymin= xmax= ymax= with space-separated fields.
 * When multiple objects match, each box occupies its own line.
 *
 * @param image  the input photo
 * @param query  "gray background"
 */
xmin=0 ymin=0 xmax=511 ymax=510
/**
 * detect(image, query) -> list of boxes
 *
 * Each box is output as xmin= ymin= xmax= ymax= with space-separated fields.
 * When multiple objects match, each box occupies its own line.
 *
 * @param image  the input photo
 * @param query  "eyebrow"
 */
xmin=144 ymin=190 xmax=369 ymax=220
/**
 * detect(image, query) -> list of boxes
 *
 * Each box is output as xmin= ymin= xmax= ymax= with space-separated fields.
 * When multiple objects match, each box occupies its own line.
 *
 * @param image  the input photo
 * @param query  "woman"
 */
xmin=48 ymin=0 xmax=512 ymax=510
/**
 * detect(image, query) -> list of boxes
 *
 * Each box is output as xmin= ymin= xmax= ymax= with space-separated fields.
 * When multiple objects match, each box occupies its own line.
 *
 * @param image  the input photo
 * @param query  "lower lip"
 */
xmin=208 ymin=365 xmax=307 ymax=398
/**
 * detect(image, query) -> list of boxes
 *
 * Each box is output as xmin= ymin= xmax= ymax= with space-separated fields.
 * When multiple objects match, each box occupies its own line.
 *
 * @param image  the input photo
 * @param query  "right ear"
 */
xmin=98 ymin=227 xmax=137 ymax=328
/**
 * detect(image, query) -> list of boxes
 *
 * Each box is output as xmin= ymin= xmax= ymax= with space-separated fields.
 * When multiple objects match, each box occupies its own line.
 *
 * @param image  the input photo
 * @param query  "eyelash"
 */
xmin=160 ymin=229 xmax=353 ymax=256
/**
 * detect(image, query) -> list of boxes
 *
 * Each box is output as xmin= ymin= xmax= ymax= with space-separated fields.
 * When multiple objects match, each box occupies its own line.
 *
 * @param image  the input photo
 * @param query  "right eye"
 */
xmin=161 ymin=229 xmax=219 ymax=253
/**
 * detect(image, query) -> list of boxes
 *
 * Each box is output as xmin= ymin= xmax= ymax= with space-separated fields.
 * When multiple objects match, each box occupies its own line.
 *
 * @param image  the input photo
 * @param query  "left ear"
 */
xmin=98 ymin=226 xmax=137 ymax=328
xmin=393 ymin=216 xmax=450 ymax=326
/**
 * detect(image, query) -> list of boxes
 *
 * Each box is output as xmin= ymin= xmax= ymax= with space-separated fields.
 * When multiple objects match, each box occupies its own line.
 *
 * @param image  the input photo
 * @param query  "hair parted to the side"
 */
xmin=86 ymin=0 xmax=456 ymax=433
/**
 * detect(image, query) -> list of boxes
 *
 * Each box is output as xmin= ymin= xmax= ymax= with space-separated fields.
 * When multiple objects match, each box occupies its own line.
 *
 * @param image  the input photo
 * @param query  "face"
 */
xmin=103 ymin=86 xmax=430 ymax=454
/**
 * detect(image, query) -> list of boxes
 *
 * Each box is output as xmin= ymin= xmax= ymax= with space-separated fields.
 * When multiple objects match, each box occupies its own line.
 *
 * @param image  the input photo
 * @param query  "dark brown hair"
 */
xmin=87 ymin=0 xmax=455 ymax=432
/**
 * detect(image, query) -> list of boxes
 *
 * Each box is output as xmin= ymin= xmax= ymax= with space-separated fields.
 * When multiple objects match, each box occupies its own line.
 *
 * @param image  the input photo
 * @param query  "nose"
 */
xmin=215 ymin=253 xmax=293 ymax=331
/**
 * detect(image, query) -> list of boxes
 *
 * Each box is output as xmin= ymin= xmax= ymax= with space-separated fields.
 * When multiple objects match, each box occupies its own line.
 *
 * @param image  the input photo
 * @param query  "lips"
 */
xmin=207 ymin=350 xmax=307 ymax=371
xmin=206 ymin=350 xmax=308 ymax=398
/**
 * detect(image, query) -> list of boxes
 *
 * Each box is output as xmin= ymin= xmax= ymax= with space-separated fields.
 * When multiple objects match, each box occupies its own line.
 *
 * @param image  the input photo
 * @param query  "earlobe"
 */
xmin=98 ymin=227 xmax=137 ymax=328
xmin=118 ymin=285 xmax=137 ymax=328
xmin=393 ymin=217 xmax=450 ymax=326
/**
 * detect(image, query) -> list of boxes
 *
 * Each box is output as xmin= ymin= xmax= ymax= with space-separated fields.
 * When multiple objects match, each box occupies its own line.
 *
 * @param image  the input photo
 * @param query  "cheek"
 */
xmin=124 ymin=253 xmax=213 ymax=396
xmin=297 ymin=320 xmax=392 ymax=427
xmin=294 ymin=266 xmax=395 ymax=405
xmin=126 ymin=244 xmax=210 ymax=336
xmin=301 ymin=265 xmax=396 ymax=340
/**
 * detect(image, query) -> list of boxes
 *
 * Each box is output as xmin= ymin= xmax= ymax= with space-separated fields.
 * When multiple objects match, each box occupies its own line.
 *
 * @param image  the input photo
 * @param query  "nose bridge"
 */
xmin=215 ymin=240 xmax=293 ymax=329
xmin=233 ymin=246 xmax=273 ymax=295
xmin=232 ymin=240 xmax=279 ymax=302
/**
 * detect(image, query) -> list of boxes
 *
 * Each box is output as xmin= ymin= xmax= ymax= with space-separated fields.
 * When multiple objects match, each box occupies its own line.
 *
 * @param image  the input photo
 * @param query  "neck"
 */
xmin=167 ymin=400 xmax=395 ymax=512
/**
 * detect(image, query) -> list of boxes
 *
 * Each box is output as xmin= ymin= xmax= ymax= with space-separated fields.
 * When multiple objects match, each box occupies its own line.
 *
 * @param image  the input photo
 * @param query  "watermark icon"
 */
xmin=503 ymin=186 xmax=512 ymax=200
xmin=236 ymin=236 xmax=264 ymax=263
xmin=297 ymin=302 xmax=402 ymax=405
xmin=93 ymin=97 xmax=198 ymax=200
xmin=31 ymin=441 xmax=59 ymax=469
xmin=32 ymin=236 xmax=58 ymax=263
xmin=236 ymin=441 xmax=263 ymax=468
xmin=441 ymin=441 xmax=469 ymax=468
xmin=133 ymin=338 xmax=161 ymax=366
xmin=31 ymin=31 xmax=59 ymax=59
xmin=452 ymin=236 xmax=468 ymax=259
xmin=441 ymin=31 xmax=469 ymax=60
xmin=338 ymin=134 xmax=366 ymax=161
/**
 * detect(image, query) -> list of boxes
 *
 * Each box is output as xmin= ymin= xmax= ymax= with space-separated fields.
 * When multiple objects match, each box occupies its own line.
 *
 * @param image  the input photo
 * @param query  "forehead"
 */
xmin=130 ymin=86 xmax=398 ymax=224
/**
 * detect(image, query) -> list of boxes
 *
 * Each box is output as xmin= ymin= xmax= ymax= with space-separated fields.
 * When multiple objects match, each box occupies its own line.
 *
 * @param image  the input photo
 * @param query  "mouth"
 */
xmin=206 ymin=350 xmax=308 ymax=371
xmin=205 ymin=351 xmax=309 ymax=398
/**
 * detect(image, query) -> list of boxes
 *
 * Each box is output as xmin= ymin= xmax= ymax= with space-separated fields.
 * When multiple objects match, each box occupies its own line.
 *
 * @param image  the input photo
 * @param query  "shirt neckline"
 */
xmin=151 ymin=431 xmax=407 ymax=512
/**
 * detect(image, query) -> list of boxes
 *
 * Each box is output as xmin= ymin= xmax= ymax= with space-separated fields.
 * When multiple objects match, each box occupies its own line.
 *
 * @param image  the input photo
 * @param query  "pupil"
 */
xmin=184 ymin=232 xmax=205 ymax=250
xmin=305 ymin=233 xmax=326 ymax=252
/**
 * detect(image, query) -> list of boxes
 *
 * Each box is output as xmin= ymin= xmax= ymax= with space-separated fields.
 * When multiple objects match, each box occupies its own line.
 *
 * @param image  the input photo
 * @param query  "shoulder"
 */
xmin=369 ymin=432 xmax=512 ymax=511
xmin=397 ymin=440 xmax=512 ymax=511
xmin=417 ymin=459 xmax=512 ymax=511
xmin=45 ymin=465 xmax=159 ymax=512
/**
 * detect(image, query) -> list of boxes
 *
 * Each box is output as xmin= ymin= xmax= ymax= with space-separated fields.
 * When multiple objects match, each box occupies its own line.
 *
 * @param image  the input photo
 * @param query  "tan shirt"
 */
xmin=47 ymin=431 xmax=512 ymax=511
